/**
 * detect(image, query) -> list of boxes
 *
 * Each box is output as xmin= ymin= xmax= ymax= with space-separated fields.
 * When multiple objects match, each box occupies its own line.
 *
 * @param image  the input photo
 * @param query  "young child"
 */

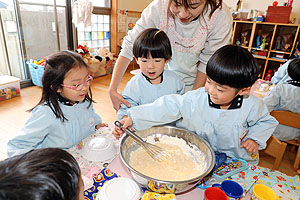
xmin=114 ymin=28 xmax=185 ymax=138
xmin=271 ymin=42 xmax=300 ymax=84
xmin=118 ymin=45 xmax=278 ymax=164
xmin=263 ymin=58 xmax=300 ymax=141
xmin=0 ymin=148 xmax=84 ymax=200
xmin=7 ymin=51 xmax=106 ymax=157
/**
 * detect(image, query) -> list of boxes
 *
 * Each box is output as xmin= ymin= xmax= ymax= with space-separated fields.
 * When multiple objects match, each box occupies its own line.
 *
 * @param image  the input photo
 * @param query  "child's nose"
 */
xmin=148 ymin=61 xmax=155 ymax=69
xmin=81 ymin=84 xmax=89 ymax=91
xmin=178 ymin=7 xmax=189 ymax=18
xmin=207 ymin=86 xmax=216 ymax=95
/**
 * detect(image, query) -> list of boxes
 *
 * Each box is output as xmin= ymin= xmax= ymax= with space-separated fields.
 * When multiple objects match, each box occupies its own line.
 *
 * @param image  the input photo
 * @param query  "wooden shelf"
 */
xmin=232 ymin=20 xmax=300 ymax=79
xmin=251 ymin=47 xmax=269 ymax=52
xmin=253 ymin=55 xmax=267 ymax=59
xmin=268 ymin=57 xmax=288 ymax=62
xmin=269 ymin=50 xmax=291 ymax=55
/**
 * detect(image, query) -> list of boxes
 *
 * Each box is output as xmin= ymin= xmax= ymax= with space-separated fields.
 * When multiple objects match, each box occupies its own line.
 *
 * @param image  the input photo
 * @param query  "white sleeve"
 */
xmin=119 ymin=0 xmax=162 ymax=60
xmin=198 ymin=4 xmax=232 ymax=73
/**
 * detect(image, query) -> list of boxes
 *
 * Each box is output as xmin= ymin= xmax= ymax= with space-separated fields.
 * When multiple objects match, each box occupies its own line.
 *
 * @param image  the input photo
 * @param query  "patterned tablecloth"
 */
xmin=67 ymin=124 xmax=120 ymax=189
xmin=200 ymin=164 xmax=300 ymax=200
xmin=68 ymin=125 xmax=300 ymax=200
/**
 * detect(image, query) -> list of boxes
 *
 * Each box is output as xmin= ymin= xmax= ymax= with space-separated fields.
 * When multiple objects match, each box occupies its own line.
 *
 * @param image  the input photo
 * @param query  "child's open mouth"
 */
xmin=148 ymin=72 xmax=156 ymax=77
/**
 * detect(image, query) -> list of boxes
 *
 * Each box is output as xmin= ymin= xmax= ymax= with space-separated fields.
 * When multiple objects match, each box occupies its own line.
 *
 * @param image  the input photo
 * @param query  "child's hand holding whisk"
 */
xmin=113 ymin=117 xmax=133 ymax=139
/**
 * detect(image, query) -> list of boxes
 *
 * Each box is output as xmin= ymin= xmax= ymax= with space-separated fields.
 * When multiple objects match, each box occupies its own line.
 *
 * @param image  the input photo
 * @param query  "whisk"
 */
xmin=114 ymin=121 xmax=170 ymax=161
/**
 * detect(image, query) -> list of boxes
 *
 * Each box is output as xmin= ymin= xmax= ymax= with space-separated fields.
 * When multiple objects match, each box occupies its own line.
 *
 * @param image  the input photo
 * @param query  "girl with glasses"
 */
xmin=7 ymin=51 xmax=107 ymax=157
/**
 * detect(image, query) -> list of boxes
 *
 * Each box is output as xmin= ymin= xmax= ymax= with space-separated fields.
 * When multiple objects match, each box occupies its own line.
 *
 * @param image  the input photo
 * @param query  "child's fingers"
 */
xmin=123 ymin=118 xmax=133 ymax=129
xmin=96 ymin=123 xmax=108 ymax=129
xmin=112 ymin=128 xmax=122 ymax=139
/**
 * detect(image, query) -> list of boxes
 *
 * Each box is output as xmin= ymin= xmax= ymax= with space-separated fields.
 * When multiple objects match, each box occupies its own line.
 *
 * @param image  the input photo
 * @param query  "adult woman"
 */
xmin=109 ymin=0 xmax=232 ymax=110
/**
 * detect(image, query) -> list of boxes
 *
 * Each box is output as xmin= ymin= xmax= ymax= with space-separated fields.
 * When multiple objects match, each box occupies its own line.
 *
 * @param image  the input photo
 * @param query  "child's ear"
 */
xmin=56 ymin=86 xmax=62 ymax=93
xmin=237 ymin=87 xmax=251 ymax=95
xmin=165 ymin=59 xmax=170 ymax=64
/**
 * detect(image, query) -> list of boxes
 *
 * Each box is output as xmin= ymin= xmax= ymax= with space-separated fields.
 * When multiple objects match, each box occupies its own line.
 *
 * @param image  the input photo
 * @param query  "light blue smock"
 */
xmin=117 ymin=70 xmax=185 ymax=120
xmin=7 ymin=100 xmax=102 ymax=157
xmin=271 ymin=60 xmax=291 ymax=84
xmin=128 ymin=87 xmax=278 ymax=163
xmin=263 ymin=83 xmax=300 ymax=141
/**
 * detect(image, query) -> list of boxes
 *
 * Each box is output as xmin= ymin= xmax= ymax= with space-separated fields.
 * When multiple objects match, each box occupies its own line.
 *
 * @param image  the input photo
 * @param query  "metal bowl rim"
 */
xmin=119 ymin=126 xmax=216 ymax=184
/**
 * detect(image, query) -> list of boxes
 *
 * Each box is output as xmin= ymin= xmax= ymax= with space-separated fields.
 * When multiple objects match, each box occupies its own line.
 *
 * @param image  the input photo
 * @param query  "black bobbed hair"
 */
xmin=287 ymin=58 xmax=300 ymax=81
xmin=206 ymin=45 xmax=259 ymax=89
xmin=133 ymin=28 xmax=172 ymax=60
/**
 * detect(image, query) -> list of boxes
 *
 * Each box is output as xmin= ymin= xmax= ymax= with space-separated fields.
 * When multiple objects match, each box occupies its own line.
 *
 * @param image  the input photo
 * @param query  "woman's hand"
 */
xmin=108 ymin=55 xmax=132 ymax=111
xmin=109 ymin=88 xmax=131 ymax=111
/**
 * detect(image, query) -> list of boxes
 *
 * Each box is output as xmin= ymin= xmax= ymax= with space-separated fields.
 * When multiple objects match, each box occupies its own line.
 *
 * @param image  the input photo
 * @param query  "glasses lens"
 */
xmin=76 ymin=84 xmax=84 ymax=91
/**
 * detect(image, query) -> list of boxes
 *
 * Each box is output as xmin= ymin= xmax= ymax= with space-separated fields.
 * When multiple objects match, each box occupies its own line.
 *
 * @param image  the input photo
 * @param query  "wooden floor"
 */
xmin=0 ymin=69 xmax=298 ymax=176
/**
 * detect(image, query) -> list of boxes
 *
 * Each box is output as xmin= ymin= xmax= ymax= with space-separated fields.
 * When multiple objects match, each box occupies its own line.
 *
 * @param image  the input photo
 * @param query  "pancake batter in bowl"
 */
xmin=129 ymin=135 xmax=207 ymax=181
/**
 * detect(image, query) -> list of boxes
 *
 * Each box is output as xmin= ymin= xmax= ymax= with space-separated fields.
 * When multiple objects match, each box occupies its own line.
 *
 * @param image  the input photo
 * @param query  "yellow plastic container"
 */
xmin=252 ymin=184 xmax=277 ymax=200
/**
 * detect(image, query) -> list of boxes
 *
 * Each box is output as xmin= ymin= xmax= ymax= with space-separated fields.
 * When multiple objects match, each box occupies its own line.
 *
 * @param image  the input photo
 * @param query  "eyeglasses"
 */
xmin=61 ymin=75 xmax=93 ymax=91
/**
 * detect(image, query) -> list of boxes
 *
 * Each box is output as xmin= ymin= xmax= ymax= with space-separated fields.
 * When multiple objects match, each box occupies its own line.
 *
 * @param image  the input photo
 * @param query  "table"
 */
xmin=68 ymin=124 xmax=300 ymax=200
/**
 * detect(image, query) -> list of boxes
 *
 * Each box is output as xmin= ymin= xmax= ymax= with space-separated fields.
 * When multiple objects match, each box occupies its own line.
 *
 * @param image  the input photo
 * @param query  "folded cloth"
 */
xmin=84 ymin=168 xmax=119 ymax=200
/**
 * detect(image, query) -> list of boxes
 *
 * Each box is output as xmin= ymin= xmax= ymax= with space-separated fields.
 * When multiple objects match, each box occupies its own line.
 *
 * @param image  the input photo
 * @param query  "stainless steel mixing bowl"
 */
xmin=119 ymin=126 xmax=215 ymax=194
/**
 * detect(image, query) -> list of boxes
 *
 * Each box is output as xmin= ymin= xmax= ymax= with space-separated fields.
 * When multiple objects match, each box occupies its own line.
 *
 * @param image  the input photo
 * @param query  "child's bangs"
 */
xmin=137 ymin=44 xmax=168 ymax=59
xmin=206 ymin=47 xmax=258 ymax=89
xmin=173 ymin=0 xmax=194 ymax=9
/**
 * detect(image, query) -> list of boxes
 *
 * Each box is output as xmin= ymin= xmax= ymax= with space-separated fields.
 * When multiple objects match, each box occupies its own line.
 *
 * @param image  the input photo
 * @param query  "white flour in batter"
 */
xmin=129 ymin=135 xmax=207 ymax=181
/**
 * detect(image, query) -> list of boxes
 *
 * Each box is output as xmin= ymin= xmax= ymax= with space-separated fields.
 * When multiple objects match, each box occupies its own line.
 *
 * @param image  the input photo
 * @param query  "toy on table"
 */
xmin=212 ymin=157 xmax=249 ymax=179
xmin=253 ymin=79 xmax=274 ymax=98
xmin=273 ymin=1 xmax=278 ymax=6
xmin=141 ymin=191 xmax=176 ymax=200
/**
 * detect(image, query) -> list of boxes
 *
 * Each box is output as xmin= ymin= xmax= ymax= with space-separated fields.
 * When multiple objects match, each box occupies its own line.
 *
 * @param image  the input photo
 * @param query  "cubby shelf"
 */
xmin=232 ymin=20 xmax=300 ymax=79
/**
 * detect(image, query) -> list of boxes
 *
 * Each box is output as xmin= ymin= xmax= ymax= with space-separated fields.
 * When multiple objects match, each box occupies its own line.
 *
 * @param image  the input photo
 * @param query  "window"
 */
xmin=76 ymin=0 xmax=111 ymax=50
xmin=77 ymin=14 xmax=110 ymax=50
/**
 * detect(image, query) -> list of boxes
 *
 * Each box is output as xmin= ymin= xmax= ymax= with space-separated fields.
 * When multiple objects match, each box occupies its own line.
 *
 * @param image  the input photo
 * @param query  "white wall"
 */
xmin=224 ymin=0 xmax=300 ymax=19
xmin=118 ymin=0 xmax=152 ymax=11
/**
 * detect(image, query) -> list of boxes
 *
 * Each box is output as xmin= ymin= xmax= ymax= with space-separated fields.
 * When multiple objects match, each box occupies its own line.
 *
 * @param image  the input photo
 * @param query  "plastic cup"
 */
xmin=213 ymin=180 xmax=243 ymax=199
xmin=252 ymin=184 xmax=277 ymax=200
xmin=204 ymin=187 xmax=227 ymax=200
xmin=221 ymin=180 xmax=243 ymax=199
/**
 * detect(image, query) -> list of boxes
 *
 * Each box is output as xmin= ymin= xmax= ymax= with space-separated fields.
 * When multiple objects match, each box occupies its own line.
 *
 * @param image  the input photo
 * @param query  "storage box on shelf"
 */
xmin=233 ymin=20 xmax=300 ymax=80
xmin=0 ymin=75 xmax=20 ymax=101
xmin=265 ymin=6 xmax=292 ymax=24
